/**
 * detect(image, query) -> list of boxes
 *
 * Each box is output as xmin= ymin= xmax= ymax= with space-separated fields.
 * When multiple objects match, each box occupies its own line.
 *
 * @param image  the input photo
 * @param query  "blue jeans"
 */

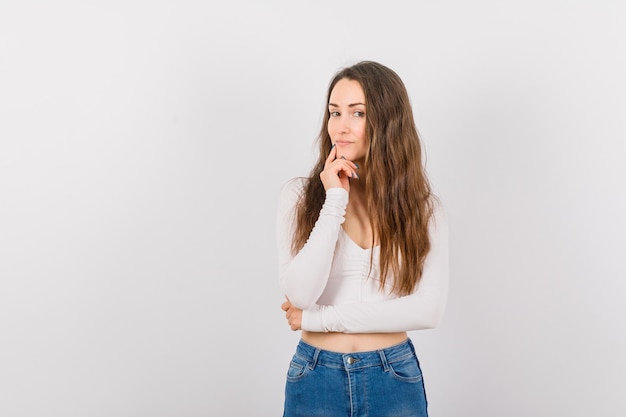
xmin=283 ymin=338 xmax=428 ymax=417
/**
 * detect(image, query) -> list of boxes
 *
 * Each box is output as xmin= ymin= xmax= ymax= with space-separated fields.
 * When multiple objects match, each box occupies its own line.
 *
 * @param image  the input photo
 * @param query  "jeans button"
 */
xmin=347 ymin=357 xmax=357 ymax=365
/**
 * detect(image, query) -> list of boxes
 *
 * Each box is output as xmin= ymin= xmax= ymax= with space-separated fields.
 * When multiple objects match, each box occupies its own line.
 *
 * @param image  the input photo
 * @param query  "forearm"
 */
xmin=277 ymin=180 xmax=349 ymax=309
xmin=301 ymin=288 xmax=447 ymax=333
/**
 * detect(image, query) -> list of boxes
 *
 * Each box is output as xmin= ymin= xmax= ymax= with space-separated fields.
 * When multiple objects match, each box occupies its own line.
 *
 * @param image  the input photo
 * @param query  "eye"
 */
xmin=330 ymin=111 xmax=340 ymax=117
xmin=354 ymin=111 xmax=365 ymax=117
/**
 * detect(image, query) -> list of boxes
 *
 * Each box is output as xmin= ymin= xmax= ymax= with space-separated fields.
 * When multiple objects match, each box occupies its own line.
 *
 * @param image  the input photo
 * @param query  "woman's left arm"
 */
xmin=301 ymin=203 xmax=450 ymax=333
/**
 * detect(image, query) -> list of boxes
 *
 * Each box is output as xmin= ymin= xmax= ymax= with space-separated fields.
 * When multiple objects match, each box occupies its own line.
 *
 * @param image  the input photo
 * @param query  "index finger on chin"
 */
xmin=324 ymin=143 xmax=337 ymax=166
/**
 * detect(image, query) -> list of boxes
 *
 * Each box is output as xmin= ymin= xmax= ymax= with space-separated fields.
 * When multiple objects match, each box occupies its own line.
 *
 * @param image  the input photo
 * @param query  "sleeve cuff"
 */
xmin=301 ymin=305 xmax=324 ymax=332
xmin=322 ymin=188 xmax=349 ymax=215
xmin=301 ymin=305 xmax=346 ymax=333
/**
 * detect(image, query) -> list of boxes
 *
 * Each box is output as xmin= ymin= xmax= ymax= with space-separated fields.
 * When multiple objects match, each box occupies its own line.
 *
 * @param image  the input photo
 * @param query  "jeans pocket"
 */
xmin=388 ymin=355 xmax=423 ymax=383
xmin=286 ymin=356 xmax=309 ymax=382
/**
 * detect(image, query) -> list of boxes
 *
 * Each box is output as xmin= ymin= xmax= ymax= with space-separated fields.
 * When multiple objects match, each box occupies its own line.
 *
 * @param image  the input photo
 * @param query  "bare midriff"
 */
xmin=301 ymin=331 xmax=408 ymax=353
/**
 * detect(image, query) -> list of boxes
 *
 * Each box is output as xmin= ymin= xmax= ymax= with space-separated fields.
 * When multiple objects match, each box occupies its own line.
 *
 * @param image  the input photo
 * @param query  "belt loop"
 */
xmin=378 ymin=349 xmax=390 ymax=371
xmin=309 ymin=348 xmax=321 ymax=370
xmin=406 ymin=338 xmax=416 ymax=355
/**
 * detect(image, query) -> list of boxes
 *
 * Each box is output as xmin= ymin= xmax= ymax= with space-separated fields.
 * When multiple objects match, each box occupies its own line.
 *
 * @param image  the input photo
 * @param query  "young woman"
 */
xmin=277 ymin=61 xmax=449 ymax=417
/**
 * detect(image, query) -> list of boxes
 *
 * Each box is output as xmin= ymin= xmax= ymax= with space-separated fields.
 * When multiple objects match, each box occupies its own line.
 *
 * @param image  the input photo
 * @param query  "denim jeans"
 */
xmin=283 ymin=338 xmax=428 ymax=417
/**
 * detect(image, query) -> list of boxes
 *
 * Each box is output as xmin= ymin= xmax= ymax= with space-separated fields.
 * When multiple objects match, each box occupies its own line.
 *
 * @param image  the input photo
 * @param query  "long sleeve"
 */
xmin=301 ymin=202 xmax=450 ymax=333
xmin=276 ymin=178 xmax=349 ymax=309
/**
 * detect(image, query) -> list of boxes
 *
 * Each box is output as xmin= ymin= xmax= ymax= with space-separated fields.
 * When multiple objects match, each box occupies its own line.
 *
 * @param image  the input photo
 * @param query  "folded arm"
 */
xmin=301 ymin=202 xmax=450 ymax=333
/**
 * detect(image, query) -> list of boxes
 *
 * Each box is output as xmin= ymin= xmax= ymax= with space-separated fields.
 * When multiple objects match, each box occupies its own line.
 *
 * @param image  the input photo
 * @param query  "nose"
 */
xmin=336 ymin=115 xmax=350 ymax=134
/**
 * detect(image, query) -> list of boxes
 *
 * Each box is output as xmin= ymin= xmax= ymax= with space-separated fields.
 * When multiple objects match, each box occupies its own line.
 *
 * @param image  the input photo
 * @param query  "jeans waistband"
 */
xmin=294 ymin=338 xmax=416 ymax=370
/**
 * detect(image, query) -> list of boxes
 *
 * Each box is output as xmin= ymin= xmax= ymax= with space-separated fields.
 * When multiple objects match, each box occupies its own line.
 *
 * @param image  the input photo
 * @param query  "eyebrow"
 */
xmin=328 ymin=102 xmax=366 ymax=107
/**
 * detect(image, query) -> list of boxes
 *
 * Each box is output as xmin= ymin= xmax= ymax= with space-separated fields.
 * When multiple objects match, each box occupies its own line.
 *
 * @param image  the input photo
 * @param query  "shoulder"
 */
xmin=279 ymin=177 xmax=307 ymax=201
xmin=278 ymin=177 xmax=307 ymax=213
xmin=280 ymin=177 xmax=306 ymax=194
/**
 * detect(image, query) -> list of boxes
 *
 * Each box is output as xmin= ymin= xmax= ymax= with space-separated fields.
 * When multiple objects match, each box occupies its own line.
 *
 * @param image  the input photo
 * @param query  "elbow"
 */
xmin=422 ymin=313 xmax=443 ymax=330
xmin=283 ymin=288 xmax=317 ymax=310
xmin=279 ymin=275 xmax=319 ymax=310
xmin=425 ymin=302 xmax=446 ymax=329
xmin=412 ymin=302 xmax=446 ymax=331
xmin=413 ymin=284 xmax=448 ymax=330
xmin=279 ymin=261 xmax=320 ymax=309
xmin=414 ymin=317 xmax=441 ymax=331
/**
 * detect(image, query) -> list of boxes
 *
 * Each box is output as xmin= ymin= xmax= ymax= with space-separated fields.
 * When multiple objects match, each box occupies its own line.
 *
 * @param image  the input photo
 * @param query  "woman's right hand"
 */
xmin=319 ymin=144 xmax=359 ymax=192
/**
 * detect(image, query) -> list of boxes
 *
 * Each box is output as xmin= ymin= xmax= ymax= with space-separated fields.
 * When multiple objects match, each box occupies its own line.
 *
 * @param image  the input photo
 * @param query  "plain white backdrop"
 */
xmin=1 ymin=1 xmax=625 ymax=416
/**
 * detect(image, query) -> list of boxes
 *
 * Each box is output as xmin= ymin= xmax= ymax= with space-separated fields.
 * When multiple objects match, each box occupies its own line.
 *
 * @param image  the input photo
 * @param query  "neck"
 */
xmin=348 ymin=169 xmax=367 ymax=209
xmin=350 ymin=161 xmax=367 ymax=195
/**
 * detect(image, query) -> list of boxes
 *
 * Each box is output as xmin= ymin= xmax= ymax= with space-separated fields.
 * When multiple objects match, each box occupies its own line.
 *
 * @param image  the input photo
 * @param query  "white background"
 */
xmin=1 ymin=1 xmax=625 ymax=416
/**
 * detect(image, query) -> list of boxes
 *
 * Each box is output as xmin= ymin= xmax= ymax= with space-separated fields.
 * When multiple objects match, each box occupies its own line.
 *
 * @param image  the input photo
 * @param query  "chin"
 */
xmin=337 ymin=150 xmax=356 ymax=160
xmin=341 ymin=152 xmax=365 ymax=163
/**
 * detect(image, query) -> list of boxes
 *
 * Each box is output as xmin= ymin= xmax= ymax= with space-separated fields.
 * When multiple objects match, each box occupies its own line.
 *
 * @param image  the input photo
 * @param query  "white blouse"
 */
xmin=276 ymin=177 xmax=449 ymax=333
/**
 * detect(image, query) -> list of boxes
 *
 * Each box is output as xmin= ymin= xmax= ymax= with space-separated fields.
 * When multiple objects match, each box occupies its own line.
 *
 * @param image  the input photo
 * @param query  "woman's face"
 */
xmin=327 ymin=78 xmax=368 ymax=164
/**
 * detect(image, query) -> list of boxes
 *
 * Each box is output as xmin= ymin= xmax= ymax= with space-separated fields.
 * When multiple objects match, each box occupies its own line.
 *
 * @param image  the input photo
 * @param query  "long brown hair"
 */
xmin=292 ymin=61 xmax=434 ymax=296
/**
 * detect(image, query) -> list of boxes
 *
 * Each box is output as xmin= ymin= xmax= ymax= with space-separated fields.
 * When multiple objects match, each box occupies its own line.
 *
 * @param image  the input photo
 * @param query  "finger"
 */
xmin=324 ymin=143 xmax=337 ymax=168
xmin=340 ymin=156 xmax=360 ymax=171
xmin=331 ymin=159 xmax=360 ymax=180
xmin=281 ymin=301 xmax=290 ymax=311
